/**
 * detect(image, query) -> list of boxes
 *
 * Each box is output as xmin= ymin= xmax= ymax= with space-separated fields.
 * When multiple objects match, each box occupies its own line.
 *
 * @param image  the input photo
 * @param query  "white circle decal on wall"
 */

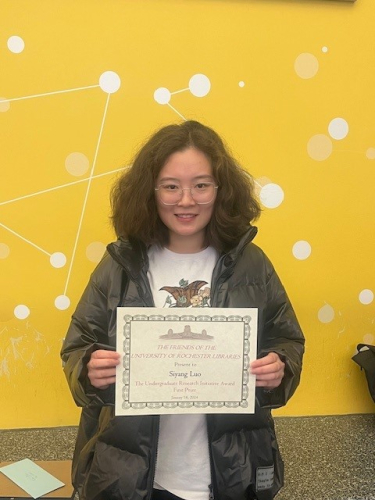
xmin=328 ymin=118 xmax=349 ymax=140
xmin=322 ymin=46 xmax=329 ymax=53
xmin=359 ymin=289 xmax=374 ymax=305
xmin=7 ymin=36 xmax=25 ymax=53
xmin=99 ymin=71 xmax=121 ymax=94
xmin=65 ymin=152 xmax=90 ymax=176
xmin=307 ymin=134 xmax=333 ymax=161
xmin=366 ymin=148 xmax=375 ymax=160
xmin=50 ymin=252 xmax=67 ymax=268
xmin=189 ymin=74 xmax=211 ymax=97
xmin=0 ymin=243 xmax=10 ymax=259
xmin=154 ymin=87 xmax=171 ymax=105
xmin=294 ymin=53 xmax=319 ymax=79
xmin=260 ymin=183 xmax=284 ymax=209
xmin=86 ymin=242 xmax=106 ymax=263
xmin=239 ymin=81 xmax=245 ymax=88
xmin=14 ymin=305 xmax=30 ymax=320
xmin=318 ymin=304 xmax=335 ymax=323
xmin=0 ymin=98 xmax=10 ymax=112
xmin=292 ymin=241 xmax=312 ymax=260
xmin=55 ymin=295 xmax=71 ymax=310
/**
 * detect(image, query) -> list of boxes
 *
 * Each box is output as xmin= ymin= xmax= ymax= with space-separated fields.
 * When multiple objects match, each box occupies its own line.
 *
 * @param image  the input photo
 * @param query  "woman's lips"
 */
xmin=175 ymin=214 xmax=197 ymax=220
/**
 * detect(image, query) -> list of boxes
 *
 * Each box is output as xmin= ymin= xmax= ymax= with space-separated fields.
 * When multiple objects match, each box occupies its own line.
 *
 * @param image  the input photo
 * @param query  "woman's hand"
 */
xmin=250 ymin=352 xmax=285 ymax=389
xmin=87 ymin=350 xmax=121 ymax=390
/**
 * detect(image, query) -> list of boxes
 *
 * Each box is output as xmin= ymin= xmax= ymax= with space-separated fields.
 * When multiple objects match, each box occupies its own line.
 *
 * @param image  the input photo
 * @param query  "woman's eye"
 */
xmin=162 ymin=184 xmax=179 ymax=191
xmin=195 ymin=183 xmax=209 ymax=190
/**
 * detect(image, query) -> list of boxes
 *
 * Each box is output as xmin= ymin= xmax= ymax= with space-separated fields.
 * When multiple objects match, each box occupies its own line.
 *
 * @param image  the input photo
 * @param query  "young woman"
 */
xmin=61 ymin=120 xmax=304 ymax=500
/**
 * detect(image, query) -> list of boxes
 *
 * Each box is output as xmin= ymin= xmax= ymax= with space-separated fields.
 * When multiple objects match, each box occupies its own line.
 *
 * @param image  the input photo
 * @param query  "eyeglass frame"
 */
xmin=154 ymin=182 xmax=219 ymax=205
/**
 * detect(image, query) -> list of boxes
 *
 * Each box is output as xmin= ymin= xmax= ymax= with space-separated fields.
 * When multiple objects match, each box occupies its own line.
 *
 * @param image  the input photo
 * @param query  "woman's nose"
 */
xmin=178 ymin=188 xmax=196 ymax=205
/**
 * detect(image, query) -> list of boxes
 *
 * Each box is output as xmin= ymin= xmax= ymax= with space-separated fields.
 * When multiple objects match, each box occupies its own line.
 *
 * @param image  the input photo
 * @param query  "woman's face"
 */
xmin=155 ymin=147 xmax=216 ymax=254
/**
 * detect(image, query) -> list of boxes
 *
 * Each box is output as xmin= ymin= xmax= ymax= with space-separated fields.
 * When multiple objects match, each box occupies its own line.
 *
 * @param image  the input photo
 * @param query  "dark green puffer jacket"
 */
xmin=61 ymin=227 xmax=304 ymax=500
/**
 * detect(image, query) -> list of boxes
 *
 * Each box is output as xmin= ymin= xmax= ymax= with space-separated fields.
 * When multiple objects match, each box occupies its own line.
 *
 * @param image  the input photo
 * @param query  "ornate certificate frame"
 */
xmin=115 ymin=307 xmax=258 ymax=415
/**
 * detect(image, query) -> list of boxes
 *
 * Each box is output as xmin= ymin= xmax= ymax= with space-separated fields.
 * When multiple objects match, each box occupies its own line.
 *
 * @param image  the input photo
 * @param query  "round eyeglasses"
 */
xmin=155 ymin=182 xmax=218 ymax=205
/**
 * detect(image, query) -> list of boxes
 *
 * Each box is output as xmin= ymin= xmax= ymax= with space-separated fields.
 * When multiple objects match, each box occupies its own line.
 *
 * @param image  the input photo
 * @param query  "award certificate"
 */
xmin=115 ymin=307 xmax=258 ymax=415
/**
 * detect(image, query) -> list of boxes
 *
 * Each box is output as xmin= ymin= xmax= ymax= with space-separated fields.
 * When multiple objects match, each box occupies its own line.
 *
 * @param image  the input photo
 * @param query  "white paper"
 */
xmin=115 ymin=307 xmax=258 ymax=415
xmin=0 ymin=459 xmax=65 ymax=499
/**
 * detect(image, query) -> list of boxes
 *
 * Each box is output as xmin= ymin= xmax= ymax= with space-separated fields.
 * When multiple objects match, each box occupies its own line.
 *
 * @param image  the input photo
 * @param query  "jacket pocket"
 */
xmin=211 ymin=426 xmax=283 ymax=500
xmin=81 ymin=441 xmax=149 ymax=500
xmin=246 ymin=427 xmax=284 ymax=500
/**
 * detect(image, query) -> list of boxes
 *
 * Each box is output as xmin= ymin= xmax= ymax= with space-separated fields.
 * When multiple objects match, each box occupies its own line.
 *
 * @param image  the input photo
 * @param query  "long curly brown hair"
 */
xmin=111 ymin=120 xmax=261 ymax=252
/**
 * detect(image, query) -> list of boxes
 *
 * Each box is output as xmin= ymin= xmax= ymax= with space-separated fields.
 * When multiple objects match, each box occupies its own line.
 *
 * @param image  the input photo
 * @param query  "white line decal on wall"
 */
xmin=0 ymin=168 xmax=125 ymax=207
xmin=2 ymin=85 xmax=100 ymax=104
xmin=63 ymin=92 xmax=111 ymax=296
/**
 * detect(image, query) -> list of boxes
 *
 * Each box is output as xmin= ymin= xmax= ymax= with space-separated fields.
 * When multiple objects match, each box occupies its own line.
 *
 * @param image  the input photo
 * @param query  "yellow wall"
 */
xmin=1 ymin=0 xmax=374 ymax=429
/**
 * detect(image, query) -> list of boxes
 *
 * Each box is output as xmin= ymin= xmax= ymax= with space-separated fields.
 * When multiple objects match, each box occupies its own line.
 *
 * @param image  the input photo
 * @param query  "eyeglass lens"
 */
xmin=157 ymin=183 xmax=217 ymax=205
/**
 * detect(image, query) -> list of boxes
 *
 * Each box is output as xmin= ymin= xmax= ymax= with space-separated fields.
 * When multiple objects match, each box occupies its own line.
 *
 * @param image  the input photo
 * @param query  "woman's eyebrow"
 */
xmin=193 ymin=175 xmax=215 ymax=180
xmin=158 ymin=175 xmax=214 ymax=182
xmin=157 ymin=177 xmax=179 ymax=182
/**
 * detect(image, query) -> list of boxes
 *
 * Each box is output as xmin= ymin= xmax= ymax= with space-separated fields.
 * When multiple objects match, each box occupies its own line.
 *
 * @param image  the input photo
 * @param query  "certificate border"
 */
xmin=119 ymin=313 xmax=252 ymax=411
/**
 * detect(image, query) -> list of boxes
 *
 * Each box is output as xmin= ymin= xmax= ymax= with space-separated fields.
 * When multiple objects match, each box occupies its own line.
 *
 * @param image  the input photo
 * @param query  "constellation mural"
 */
xmin=1 ymin=35 xmax=129 ymax=378
xmin=1 ymin=68 xmax=122 ymax=316
xmin=153 ymin=73 xmax=211 ymax=120
xmin=1 ymin=37 xmax=218 ymax=380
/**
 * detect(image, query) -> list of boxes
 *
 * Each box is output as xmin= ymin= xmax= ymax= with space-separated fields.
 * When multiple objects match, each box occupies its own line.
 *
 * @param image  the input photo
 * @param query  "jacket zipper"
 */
xmin=134 ymin=276 xmax=160 ymax=500
xmin=147 ymin=415 xmax=160 ymax=500
xmin=136 ymin=272 xmax=159 ymax=500
xmin=206 ymin=415 xmax=216 ymax=500
xmin=206 ymin=256 xmax=234 ymax=500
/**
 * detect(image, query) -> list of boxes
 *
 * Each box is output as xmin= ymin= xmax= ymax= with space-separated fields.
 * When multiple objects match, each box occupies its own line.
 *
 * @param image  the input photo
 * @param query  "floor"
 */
xmin=0 ymin=415 xmax=374 ymax=500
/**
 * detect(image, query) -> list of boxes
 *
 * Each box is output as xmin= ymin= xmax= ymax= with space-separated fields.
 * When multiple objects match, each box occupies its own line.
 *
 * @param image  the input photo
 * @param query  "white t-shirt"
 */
xmin=147 ymin=245 xmax=218 ymax=500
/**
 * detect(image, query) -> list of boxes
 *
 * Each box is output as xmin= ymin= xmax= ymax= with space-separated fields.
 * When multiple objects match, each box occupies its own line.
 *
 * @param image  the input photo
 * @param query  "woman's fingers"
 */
xmin=250 ymin=352 xmax=285 ymax=389
xmin=87 ymin=349 xmax=120 ymax=389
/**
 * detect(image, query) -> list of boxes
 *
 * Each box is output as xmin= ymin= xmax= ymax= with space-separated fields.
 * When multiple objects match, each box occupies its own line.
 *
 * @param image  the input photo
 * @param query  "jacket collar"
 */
xmin=107 ymin=225 xmax=258 ymax=277
xmin=222 ymin=226 xmax=258 ymax=267
xmin=106 ymin=236 xmax=148 ymax=279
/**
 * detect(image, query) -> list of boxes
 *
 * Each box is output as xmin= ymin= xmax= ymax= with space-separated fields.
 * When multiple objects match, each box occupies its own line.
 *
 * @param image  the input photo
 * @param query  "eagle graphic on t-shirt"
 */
xmin=160 ymin=279 xmax=210 ymax=307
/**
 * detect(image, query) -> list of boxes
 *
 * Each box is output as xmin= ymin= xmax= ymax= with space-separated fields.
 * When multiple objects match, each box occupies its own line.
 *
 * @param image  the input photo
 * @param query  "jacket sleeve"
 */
xmin=257 ymin=254 xmax=305 ymax=409
xmin=60 ymin=255 xmax=121 ymax=407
